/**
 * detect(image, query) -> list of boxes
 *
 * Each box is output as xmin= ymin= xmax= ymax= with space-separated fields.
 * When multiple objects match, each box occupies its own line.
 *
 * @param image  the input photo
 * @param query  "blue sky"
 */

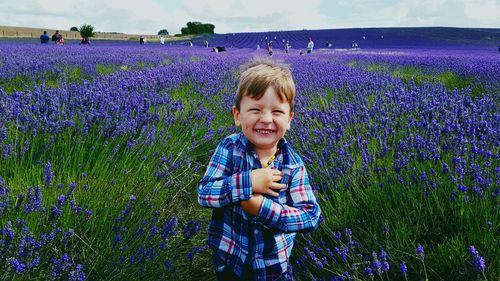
xmin=0 ymin=0 xmax=498 ymax=34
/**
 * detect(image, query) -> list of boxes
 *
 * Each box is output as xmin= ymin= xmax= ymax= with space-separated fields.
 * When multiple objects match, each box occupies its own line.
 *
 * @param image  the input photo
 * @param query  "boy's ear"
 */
xmin=232 ymin=106 xmax=241 ymax=127
xmin=287 ymin=111 xmax=294 ymax=129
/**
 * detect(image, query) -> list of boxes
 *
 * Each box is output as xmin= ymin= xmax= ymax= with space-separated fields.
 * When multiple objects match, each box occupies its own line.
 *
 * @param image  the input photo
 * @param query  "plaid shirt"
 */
xmin=198 ymin=133 xmax=321 ymax=280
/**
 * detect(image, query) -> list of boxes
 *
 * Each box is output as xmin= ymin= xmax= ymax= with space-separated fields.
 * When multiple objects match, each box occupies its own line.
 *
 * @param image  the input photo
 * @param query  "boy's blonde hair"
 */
xmin=235 ymin=58 xmax=296 ymax=112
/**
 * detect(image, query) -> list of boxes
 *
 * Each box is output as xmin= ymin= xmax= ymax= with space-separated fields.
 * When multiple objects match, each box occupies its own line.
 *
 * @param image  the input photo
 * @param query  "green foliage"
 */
xmin=70 ymin=26 xmax=79 ymax=32
xmin=351 ymin=61 xmax=488 ymax=98
xmin=95 ymin=64 xmax=120 ymax=76
xmin=158 ymin=29 xmax=169 ymax=36
xmin=79 ymin=24 xmax=96 ymax=38
xmin=181 ymin=21 xmax=215 ymax=35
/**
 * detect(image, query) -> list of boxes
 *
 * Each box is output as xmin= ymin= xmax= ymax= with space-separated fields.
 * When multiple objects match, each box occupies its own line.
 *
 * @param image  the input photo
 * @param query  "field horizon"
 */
xmin=1 ymin=24 xmax=499 ymax=45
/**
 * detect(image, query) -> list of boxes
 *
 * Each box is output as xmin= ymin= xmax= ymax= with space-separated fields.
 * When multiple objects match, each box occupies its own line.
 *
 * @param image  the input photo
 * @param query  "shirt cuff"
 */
xmin=230 ymin=170 xmax=252 ymax=202
xmin=255 ymin=197 xmax=282 ymax=228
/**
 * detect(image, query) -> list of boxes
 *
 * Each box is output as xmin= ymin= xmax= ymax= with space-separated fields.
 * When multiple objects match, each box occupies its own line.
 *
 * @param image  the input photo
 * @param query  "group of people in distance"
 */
xmin=39 ymin=30 xmax=64 ymax=45
xmin=39 ymin=30 xmax=90 ymax=45
xmin=264 ymin=37 xmax=315 ymax=56
xmin=40 ymin=31 xmax=327 ymax=54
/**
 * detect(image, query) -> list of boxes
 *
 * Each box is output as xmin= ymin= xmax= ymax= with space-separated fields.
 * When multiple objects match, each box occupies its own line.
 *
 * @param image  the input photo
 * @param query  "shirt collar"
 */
xmin=235 ymin=132 xmax=297 ymax=168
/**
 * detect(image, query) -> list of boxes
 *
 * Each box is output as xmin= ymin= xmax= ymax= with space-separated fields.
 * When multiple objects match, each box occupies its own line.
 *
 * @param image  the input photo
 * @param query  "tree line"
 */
xmin=68 ymin=21 xmax=216 ymax=38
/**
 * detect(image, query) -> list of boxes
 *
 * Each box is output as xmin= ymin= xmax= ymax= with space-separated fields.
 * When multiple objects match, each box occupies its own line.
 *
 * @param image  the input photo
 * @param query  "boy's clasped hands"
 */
xmin=240 ymin=168 xmax=286 ymax=215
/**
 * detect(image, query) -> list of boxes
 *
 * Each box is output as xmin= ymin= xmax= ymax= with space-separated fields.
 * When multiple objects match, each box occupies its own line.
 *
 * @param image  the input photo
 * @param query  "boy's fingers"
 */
xmin=271 ymin=183 xmax=286 ymax=189
xmin=267 ymin=190 xmax=279 ymax=197
xmin=272 ymin=175 xmax=282 ymax=181
xmin=270 ymin=169 xmax=282 ymax=176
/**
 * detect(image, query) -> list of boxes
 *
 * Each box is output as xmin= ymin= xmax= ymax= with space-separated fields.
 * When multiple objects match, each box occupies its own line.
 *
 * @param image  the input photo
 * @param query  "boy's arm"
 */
xmin=252 ymin=166 xmax=321 ymax=233
xmin=197 ymin=139 xmax=253 ymax=208
xmin=240 ymin=194 xmax=264 ymax=215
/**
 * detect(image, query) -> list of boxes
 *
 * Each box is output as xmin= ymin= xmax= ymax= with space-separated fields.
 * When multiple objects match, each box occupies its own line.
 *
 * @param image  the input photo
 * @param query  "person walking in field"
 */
xmin=80 ymin=37 xmax=90 ymax=45
xmin=198 ymin=58 xmax=321 ymax=281
xmin=307 ymin=38 xmax=314 ymax=54
xmin=284 ymin=40 xmax=291 ymax=53
xmin=160 ymin=35 xmax=165 ymax=45
xmin=40 ymin=31 xmax=49 ymax=44
xmin=51 ymin=30 xmax=62 ymax=43
xmin=57 ymin=35 xmax=65 ymax=45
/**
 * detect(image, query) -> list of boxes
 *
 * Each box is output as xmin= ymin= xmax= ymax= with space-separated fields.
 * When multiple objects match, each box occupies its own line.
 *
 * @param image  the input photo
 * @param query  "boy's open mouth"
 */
xmin=255 ymin=129 xmax=275 ymax=134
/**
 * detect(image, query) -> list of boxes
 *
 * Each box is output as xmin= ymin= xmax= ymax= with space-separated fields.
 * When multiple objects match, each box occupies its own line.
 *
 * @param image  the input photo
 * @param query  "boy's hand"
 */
xmin=251 ymin=168 xmax=286 ymax=197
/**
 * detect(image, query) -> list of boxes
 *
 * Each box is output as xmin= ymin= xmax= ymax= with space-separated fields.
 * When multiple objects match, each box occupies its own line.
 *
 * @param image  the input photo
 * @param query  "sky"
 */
xmin=0 ymin=0 xmax=498 ymax=35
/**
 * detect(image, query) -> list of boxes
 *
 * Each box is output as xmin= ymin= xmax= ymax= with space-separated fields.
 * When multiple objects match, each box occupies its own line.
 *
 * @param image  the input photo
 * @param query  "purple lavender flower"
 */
xmin=44 ymin=161 xmax=53 ymax=188
xmin=469 ymin=245 xmax=486 ymax=272
xmin=400 ymin=261 xmax=408 ymax=277
xmin=8 ymin=257 xmax=27 ymax=273
xmin=364 ymin=266 xmax=373 ymax=279
xmin=0 ymin=176 xmax=11 ymax=215
xmin=416 ymin=243 xmax=424 ymax=260
xmin=182 ymin=220 xmax=201 ymax=240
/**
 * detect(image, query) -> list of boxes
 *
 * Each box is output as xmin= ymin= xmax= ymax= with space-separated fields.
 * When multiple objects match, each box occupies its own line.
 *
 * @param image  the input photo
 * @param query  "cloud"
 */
xmin=179 ymin=0 xmax=331 ymax=32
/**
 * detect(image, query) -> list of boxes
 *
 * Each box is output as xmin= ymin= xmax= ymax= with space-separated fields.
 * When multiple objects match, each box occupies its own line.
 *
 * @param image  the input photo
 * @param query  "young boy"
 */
xmin=198 ymin=58 xmax=321 ymax=281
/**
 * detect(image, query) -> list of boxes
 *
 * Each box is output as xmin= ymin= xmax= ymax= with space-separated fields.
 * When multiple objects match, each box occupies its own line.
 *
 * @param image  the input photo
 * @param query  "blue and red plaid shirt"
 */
xmin=198 ymin=133 xmax=321 ymax=280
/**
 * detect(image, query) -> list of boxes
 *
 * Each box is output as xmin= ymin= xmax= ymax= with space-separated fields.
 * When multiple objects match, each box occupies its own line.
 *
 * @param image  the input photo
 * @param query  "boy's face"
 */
xmin=232 ymin=86 xmax=293 ymax=154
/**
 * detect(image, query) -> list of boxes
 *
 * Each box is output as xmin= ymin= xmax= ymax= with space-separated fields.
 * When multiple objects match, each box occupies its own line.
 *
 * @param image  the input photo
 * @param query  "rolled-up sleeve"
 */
xmin=255 ymin=166 xmax=321 ymax=233
xmin=198 ymin=139 xmax=253 ymax=208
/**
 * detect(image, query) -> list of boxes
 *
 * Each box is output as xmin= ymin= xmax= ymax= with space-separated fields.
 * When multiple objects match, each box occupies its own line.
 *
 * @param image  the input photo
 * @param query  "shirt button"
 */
xmin=254 ymin=229 xmax=259 ymax=235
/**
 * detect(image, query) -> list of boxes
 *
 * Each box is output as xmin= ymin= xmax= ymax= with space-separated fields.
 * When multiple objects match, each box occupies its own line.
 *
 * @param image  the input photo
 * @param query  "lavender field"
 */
xmin=0 ymin=34 xmax=499 ymax=281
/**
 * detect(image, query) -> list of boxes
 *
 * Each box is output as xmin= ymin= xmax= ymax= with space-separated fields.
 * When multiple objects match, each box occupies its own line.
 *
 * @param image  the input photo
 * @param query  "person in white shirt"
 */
xmin=307 ymin=38 xmax=314 ymax=54
xmin=160 ymin=36 xmax=165 ymax=45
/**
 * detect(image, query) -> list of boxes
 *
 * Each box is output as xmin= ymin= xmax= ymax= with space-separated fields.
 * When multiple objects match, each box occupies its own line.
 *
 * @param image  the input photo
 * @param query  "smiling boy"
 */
xmin=198 ymin=58 xmax=321 ymax=281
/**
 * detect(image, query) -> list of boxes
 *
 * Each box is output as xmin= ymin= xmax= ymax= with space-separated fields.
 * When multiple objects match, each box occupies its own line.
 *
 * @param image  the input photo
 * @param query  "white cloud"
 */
xmin=463 ymin=0 xmax=500 ymax=24
xmin=179 ymin=0 xmax=331 ymax=32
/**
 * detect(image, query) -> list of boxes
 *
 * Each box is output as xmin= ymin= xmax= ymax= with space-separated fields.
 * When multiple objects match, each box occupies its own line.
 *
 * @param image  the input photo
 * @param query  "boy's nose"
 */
xmin=260 ymin=111 xmax=273 ymax=123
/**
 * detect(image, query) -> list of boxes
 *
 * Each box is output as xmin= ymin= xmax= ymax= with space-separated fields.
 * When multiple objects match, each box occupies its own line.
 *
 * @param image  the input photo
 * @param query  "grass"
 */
xmin=347 ymin=61 xmax=488 ymax=98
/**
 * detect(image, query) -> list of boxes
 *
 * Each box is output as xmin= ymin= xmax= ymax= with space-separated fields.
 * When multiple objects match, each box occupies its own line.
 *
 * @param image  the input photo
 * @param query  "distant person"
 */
xmin=80 ymin=37 xmax=90 ymax=45
xmin=299 ymin=49 xmax=304 ymax=55
xmin=160 ymin=35 xmax=165 ymax=45
xmin=284 ymin=40 xmax=291 ymax=53
xmin=256 ymin=44 xmax=260 ymax=50
xmin=204 ymin=40 xmax=209 ymax=48
xmin=40 ymin=31 xmax=49 ymax=44
xmin=267 ymin=43 xmax=273 ymax=57
xmin=211 ymin=46 xmax=226 ymax=53
xmin=57 ymin=36 xmax=65 ymax=45
xmin=325 ymin=41 xmax=332 ymax=48
xmin=51 ymin=30 xmax=62 ymax=43
xmin=139 ymin=36 xmax=144 ymax=44
xmin=351 ymin=41 xmax=359 ymax=48
xmin=307 ymin=38 xmax=314 ymax=53
xmin=189 ymin=40 xmax=193 ymax=47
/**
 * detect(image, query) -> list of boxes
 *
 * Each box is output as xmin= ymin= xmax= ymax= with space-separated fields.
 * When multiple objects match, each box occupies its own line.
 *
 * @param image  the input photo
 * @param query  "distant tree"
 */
xmin=181 ymin=21 xmax=215 ymax=35
xmin=79 ymin=24 xmax=96 ymax=38
xmin=70 ymin=26 xmax=79 ymax=32
xmin=158 ymin=29 xmax=169 ymax=36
